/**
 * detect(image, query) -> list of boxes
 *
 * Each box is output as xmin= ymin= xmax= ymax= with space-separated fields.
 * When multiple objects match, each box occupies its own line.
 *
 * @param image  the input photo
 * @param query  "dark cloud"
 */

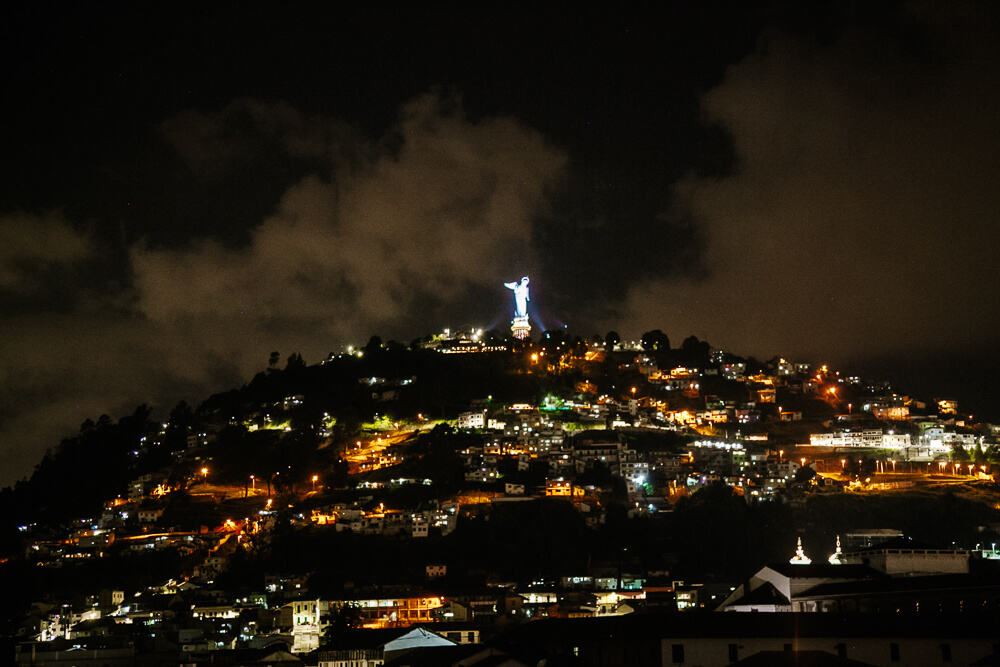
xmin=5 ymin=4 xmax=1000 ymax=488
xmin=616 ymin=6 xmax=1000 ymax=361
xmin=0 ymin=213 xmax=93 ymax=291
xmin=135 ymin=92 xmax=564 ymax=332
xmin=0 ymin=92 xmax=566 ymax=487
xmin=159 ymin=99 xmax=360 ymax=178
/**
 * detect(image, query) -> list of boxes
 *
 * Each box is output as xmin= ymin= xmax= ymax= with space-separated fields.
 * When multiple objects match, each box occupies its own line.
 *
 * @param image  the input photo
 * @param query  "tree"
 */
xmin=485 ymin=329 xmax=503 ymax=346
xmin=974 ymin=442 xmax=988 ymax=465
xmin=542 ymin=329 xmax=566 ymax=353
xmin=330 ymin=603 xmax=363 ymax=637
xmin=364 ymin=336 xmax=383 ymax=356
xmin=384 ymin=339 xmax=406 ymax=354
xmin=285 ymin=352 xmax=306 ymax=370
xmin=165 ymin=401 xmax=193 ymax=450
xmin=794 ymin=466 xmax=816 ymax=483
xmin=680 ymin=335 xmax=710 ymax=363
xmin=268 ymin=351 xmax=280 ymax=368
xmin=604 ymin=331 xmax=620 ymax=350
xmin=640 ymin=329 xmax=670 ymax=352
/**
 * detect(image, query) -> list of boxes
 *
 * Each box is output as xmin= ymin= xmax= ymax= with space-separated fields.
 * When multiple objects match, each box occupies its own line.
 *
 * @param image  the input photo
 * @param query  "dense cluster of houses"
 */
xmin=16 ymin=530 xmax=1000 ymax=667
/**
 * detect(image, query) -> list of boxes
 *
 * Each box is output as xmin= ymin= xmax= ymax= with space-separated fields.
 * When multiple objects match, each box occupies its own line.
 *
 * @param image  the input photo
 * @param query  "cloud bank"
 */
xmin=0 ymin=93 xmax=566 ymax=486
xmin=616 ymin=7 xmax=1000 ymax=361
xmin=0 ymin=213 xmax=93 ymax=291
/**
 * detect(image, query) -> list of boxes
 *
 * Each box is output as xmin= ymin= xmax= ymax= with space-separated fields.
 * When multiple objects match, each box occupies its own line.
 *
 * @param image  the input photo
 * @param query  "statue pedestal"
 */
xmin=510 ymin=317 xmax=531 ymax=341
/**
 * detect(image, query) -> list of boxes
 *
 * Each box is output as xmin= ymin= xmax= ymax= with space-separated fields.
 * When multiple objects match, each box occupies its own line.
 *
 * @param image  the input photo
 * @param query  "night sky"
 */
xmin=2 ymin=2 xmax=1000 ymax=485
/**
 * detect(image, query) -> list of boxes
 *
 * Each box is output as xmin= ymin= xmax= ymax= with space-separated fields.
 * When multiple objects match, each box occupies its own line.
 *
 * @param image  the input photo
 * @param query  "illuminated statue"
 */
xmin=504 ymin=276 xmax=530 ymax=319
xmin=504 ymin=276 xmax=531 ymax=341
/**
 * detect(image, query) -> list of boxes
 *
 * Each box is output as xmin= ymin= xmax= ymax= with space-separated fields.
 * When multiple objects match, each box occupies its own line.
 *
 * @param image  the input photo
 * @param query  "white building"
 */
xmin=457 ymin=411 xmax=486 ymax=429
xmin=809 ymin=429 xmax=910 ymax=449
xmin=289 ymin=599 xmax=329 ymax=652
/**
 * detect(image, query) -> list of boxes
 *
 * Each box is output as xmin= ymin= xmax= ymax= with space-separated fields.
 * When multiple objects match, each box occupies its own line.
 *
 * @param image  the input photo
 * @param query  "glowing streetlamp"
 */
xmin=312 ymin=474 xmax=319 ymax=491
xmin=250 ymin=475 xmax=255 ymax=492
xmin=841 ymin=458 xmax=846 ymax=471
xmin=890 ymin=459 xmax=896 ymax=473
xmin=801 ymin=457 xmax=807 ymax=469
xmin=201 ymin=467 xmax=208 ymax=479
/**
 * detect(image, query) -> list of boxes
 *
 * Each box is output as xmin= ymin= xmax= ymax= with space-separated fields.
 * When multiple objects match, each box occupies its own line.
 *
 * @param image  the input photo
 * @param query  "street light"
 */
xmin=250 ymin=475 xmax=255 ymax=492
xmin=312 ymin=475 xmax=319 ymax=491
xmin=201 ymin=467 xmax=208 ymax=479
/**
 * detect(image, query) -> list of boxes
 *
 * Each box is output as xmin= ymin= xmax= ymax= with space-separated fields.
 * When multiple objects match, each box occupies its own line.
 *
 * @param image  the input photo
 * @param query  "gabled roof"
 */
xmin=324 ymin=628 xmax=415 ymax=650
xmin=735 ymin=582 xmax=789 ymax=606
xmin=323 ymin=626 xmax=454 ymax=652
xmin=382 ymin=644 xmax=478 ymax=666
xmin=385 ymin=627 xmax=455 ymax=653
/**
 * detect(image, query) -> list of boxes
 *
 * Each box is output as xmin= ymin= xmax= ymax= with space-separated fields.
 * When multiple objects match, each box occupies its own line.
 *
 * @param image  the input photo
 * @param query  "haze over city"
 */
xmin=2 ymin=5 xmax=1000 ymax=493
xmin=8 ymin=6 xmax=1000 ymax=665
